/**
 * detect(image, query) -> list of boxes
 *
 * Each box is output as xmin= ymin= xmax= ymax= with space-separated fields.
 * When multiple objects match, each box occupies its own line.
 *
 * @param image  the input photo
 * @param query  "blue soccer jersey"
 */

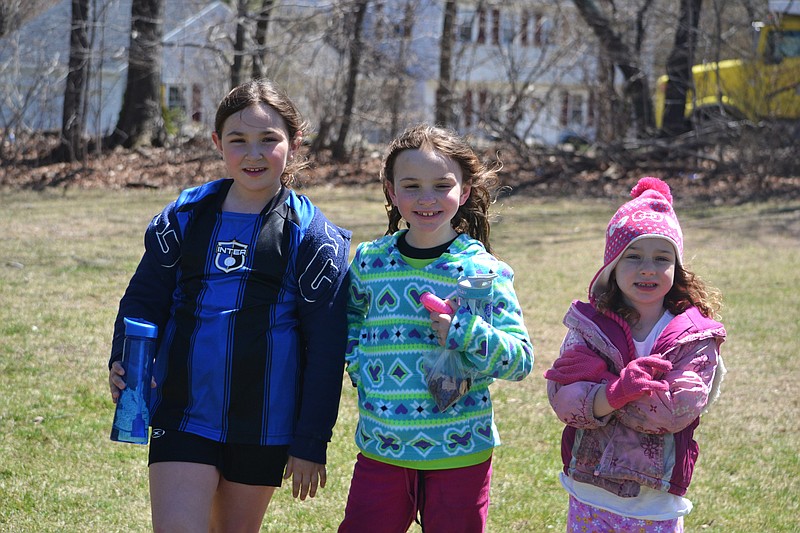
xmin=110 ymin=179 xmax=351 ymax=463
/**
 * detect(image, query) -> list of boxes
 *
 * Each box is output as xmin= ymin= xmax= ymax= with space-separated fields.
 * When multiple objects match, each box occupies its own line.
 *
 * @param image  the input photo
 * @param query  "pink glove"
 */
xmin=544 ymin=346 xmax=618 ymax=385
xmin=605 ymin=355 xmax=673 ymax=409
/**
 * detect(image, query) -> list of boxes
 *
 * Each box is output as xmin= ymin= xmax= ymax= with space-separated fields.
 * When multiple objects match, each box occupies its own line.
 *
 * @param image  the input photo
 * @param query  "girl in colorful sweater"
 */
xmin=339 ymin=124 xmax=534 ymax=532
xmin=544 ymin=177 xmax=726 ymax=532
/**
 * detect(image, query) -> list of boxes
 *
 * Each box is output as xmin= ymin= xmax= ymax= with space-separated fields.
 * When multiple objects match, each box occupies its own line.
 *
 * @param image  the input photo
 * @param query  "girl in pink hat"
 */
xmin=544 ymin=177 xmax=726 ymax=532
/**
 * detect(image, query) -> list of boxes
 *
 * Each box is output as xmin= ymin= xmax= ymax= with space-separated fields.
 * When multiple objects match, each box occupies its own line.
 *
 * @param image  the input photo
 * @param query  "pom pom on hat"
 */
xmin=589 ymin=177 xmax=683 ymax=301
xmin=631 ymin=176 xmax=672 ymax=204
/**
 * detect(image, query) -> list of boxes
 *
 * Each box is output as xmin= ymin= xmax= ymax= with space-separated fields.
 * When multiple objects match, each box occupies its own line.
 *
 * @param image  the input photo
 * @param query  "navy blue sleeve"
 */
xmin=109 ymin=204 xmax=181 ymax=369
xmin=289 ymin=208 xmax=352 ymax=463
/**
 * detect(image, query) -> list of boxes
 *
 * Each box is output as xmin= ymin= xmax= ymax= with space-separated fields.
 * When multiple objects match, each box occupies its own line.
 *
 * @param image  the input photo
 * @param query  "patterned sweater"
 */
xmin=345 ymin=231 xmax=533 ymax=464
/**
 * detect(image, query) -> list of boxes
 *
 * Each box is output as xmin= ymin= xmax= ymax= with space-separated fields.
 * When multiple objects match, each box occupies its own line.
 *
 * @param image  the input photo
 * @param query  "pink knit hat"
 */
xmin=589 ymin=177 xmax=683 ymax=301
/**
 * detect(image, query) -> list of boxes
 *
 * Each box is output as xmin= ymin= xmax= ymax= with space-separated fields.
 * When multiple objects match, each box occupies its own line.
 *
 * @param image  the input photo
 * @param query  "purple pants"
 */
xmin=338 ymin=453 xmax=492 ymax=533
xmin=567 ymin=495 xmax=685 ymax=533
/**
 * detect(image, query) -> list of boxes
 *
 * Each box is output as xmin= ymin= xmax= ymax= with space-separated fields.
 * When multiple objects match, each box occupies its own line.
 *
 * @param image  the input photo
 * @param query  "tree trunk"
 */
xmin=572 ymin=0 xmax=654 ymax=136
xmin=661 ymin=0 xmax=702 ymax=136
xmin=386 ymin=2 xmax=414 ymax=139
xmin=331 ymin=0 xmax=368 ymax=162
xmin=595 ymin=52 xmax=618 ymax=143
xmin=252 ymin=0 xmax=274 ymax=80
xmin=55 ymin=0 xmax=90 ymax=162
xmin=106 ymin=0 xmax=165 ymax=149
xmin=435 ymin=0 xmax=456 ymax=127
xmin=231 ymin=0 xmax=248 ymax=89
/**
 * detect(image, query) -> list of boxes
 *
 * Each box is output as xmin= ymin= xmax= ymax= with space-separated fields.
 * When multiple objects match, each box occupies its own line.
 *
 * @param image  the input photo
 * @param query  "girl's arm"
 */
xmin=613 ymin=338 xmax=723 ymax=434
xmin=547 ymin=330 xmax=614 ymax=429
xmin=109 ymin=205 xmax=180 ymax=368
xmin=292 ymin=213 xmax=352 ymax=465
xmin=449 ymin=265 xmax=533 ymax=382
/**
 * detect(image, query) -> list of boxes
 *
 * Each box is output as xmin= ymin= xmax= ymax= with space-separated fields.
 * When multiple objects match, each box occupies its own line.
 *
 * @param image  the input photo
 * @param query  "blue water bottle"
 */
xmin=110 ymin=317 xmax=157 ymax=445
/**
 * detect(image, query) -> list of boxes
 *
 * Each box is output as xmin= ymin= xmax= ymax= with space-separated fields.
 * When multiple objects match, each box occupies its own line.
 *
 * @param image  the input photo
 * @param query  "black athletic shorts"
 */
xmin=148 ymin=428 xmax=290 ymax=486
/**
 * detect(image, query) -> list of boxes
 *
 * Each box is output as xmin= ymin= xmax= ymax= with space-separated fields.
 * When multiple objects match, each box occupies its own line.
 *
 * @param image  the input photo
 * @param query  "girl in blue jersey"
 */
xmin=339 ymin=124 xmax=534 ymax=532
xmin=108 ymin=79 xmax=351 ymax=532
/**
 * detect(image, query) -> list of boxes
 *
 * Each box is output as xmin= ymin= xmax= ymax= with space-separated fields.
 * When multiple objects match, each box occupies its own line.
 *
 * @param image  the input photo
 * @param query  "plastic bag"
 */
xmin=424 ymin=346 xmax=473 ymax=412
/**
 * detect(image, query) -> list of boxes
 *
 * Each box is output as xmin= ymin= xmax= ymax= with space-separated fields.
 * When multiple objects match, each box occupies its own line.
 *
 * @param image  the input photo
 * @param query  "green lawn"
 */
xmin=1 ymin=185 xmax=798 ymax=532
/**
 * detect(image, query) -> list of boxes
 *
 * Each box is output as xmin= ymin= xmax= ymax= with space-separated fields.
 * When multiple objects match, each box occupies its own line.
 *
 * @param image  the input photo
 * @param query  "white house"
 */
xmin=1 ymin=0 xmax=597 ymax=146
xmin=358 ymin=0 xmax=598 ymax=145
xmin=0 ymin=0 xmax=233 ymax=138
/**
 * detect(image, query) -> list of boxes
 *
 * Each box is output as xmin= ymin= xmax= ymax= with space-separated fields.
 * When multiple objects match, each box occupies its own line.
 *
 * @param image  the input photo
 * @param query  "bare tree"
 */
xmin=106 ymin=0 xmax=166 ymax=149
xmin=55 ymin=0 xmax=91 ymax=162
xmin=252 ymin=0 xmax=275 ymax=79
xmin=331 ymin=0 xmax=368 ymax=161
xmin=661 ymin=0 xmax=702 ymax=136
xmin=0 ymin=0 xmax=49 ymax=38
xmin=231 ymin=0 xmax=248 ymax=89
xmin=572 ymin=0 xmax=655 ymax=136
xmin=435 ymin=0 xmax=456 ymax=127
xmin=386 ymin=1 xmax=416 ymax=138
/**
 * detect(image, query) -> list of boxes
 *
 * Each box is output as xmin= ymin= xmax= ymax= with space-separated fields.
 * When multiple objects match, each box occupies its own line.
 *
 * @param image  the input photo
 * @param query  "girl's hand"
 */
xmin=109 ymin=361 xmax=126 ymax=404
xmin=420 ymin=292 xmax=454 ymax=315
xmin=421 ymin=293 xmax=457 ymax=347
xmin=605 ymin=355 xmax=673 ymax=409
xmin=109 ymin=361 xmax=157 ymax=404
xmin=284 ymin=456 xmax=327 ymax=500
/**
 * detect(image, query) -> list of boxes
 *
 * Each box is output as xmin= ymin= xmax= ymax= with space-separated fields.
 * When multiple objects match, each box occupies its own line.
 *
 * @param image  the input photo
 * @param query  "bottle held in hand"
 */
xmin=110 ymin=317 xmax=157 ymax=445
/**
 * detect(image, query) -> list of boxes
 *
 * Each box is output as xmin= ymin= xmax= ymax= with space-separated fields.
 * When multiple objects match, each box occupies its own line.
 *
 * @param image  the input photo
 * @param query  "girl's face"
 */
xmin=613 ymin=237 xmax=676 ymax=312
xmin=212 ymin=102 xmax=300 ymax=209
xmin=387 ymin=148 xmax=471 ymax=248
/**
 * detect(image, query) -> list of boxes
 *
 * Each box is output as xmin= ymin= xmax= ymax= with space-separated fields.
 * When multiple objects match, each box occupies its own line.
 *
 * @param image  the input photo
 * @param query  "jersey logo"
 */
xmin=214 ymin=239 xmax=248 ymax=273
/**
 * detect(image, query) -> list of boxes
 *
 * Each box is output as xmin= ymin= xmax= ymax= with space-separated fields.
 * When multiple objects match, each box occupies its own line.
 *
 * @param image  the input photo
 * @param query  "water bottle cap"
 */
xmin=124 ymin=317 xmax=158 ymax=339
xmin=457 ymin=273 xmax=497 ymax=297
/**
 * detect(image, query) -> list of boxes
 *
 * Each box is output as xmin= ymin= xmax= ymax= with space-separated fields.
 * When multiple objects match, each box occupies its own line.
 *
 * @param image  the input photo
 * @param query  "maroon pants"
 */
xmin=338 ymin=453 xmax=492 ymax=533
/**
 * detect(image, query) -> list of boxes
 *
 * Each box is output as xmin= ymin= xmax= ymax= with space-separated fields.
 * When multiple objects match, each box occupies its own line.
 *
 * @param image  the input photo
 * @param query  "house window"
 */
xmin=501 ymin=12 xmax=515 ymax=44
xmin=560 ymin=92 xmax=584 ymax=126
xmin=373 ymin=3 xmax=384 ymax=41
xmin=478 ymin=89 xmax=488 ymax=117
xmin=477 ymin=7 xmax=486 ymax=44
xmin=519 ymin=10 xmax=547 ymax=47
xmin=521 ymin=11 xmax=529 ymax=46
xmin=463 ymin=90 xmax=473 ymax=127
xmin=166 ymin=85 xmax=186 ymax=115
xmin=491 ymin=8 xmax=500 ymax=45
xmin=457 ymin=9 xmax=474 ymax=42
xmin=570 ymin=94 xmax=584 ymax=124
xmin=534 ymin=13 xmax=544 ymax=47
xmin=191 ymin=84 xmax=202 ymax=122
xmin=401 ymin=2 xmax=413 ymax=38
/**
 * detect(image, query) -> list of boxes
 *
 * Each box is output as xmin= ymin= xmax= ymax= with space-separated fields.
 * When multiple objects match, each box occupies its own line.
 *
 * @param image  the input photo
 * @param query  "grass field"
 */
xmin=1 ymin=184 xmax=798 ymax=532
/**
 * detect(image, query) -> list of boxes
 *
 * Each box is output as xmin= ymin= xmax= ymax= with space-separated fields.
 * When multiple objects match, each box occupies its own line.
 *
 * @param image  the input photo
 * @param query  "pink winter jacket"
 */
xmin=546 ymin=301 xmax=726 ymax=497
